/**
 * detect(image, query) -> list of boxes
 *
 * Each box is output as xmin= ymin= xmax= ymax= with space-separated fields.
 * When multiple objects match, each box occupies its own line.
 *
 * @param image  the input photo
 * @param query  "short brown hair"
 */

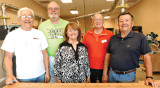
xmin=64 ymin=22 xmax=81 ymax=42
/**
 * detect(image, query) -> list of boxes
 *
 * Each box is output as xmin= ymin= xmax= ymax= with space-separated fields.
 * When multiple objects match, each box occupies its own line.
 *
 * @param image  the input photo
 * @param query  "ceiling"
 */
xmin=33 ymin=0 xmax=141 ymax=20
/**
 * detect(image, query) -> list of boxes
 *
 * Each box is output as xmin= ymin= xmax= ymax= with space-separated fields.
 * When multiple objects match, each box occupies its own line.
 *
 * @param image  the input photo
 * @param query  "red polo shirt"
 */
xmin=82 ymin=27 xmax=113 ymax=69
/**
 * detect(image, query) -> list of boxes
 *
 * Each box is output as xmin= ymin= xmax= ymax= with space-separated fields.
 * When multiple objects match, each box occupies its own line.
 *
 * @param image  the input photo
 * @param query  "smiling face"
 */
xmin=92 ymin=14 xmax=104 ymax=29
xmin=47 ymin=2 xmax=60 ymax=21
xmin=64 ymin=22 xmax=81 ymax=42
xmin=118 ymin=14 xmax=134 ymax=32
xmin=67 ymin=26 xmax=79 ymax=41
xmin=18 ymin=9 xmax=34 ymax=30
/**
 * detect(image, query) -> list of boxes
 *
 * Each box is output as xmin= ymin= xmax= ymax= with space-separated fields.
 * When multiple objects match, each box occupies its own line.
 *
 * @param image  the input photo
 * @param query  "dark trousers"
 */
xmin=90 ymin=69 xmax=103 ymax=83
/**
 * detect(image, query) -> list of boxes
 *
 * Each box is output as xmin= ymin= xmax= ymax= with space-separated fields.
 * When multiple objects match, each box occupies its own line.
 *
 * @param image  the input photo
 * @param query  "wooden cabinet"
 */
xmin=151 ymin=53 xmax=160 ymax=72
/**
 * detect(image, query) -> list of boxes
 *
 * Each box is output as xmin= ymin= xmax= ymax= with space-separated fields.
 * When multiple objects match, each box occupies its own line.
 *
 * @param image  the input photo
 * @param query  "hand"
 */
xmin=145 ymin=78 xmax=159 ymax=87
xmin=102 ymin=75 xmax=108 ymax=83
xmin=56 ymin=79 xmax=62 ymax=83
xmin=45 ymin=72 xmax=50 ymax=83
xmin=86 ymin=76 xmax=90 ymax=83
xmin=6 ymin=75 xmax=19 ymax=85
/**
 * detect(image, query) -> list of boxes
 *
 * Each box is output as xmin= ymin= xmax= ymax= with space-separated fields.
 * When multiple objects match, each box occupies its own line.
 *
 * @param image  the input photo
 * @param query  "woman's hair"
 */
xmin=64 ymin=22 xmax=81 ymax=42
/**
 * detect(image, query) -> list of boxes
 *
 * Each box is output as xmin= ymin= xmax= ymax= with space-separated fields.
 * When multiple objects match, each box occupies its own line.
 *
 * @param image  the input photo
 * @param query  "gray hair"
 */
xmin=17 ymin=7 xmax=34 ymax=18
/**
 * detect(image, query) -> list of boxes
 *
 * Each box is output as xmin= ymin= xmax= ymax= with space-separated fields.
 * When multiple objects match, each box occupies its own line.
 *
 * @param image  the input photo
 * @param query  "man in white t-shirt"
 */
xmin=1 ymin=7 xmax=50 ymax=85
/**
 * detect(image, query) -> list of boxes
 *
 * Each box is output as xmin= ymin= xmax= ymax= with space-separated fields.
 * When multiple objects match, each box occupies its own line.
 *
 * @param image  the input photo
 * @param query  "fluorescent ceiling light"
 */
xmin=70 ymin=10 xmax=78 ymax=14
xmin=104 ymin=16 xmax=110 ymax=19
xmin=106 ymin=0 xmax=114 ymax=1
xmin=61 ymin=0 xmax=72 ymax=3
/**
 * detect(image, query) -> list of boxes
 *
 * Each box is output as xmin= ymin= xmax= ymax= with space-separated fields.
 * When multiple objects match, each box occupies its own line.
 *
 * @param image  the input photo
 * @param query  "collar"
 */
xmin=89 ymin=27 xmax=108 ymax=35
xmin=117 ymin=31 xmax=134 ymax=39
xmin=19 ymin=27 xmax=33 ymax=32
xmin=64 ymin=41 xmax=80 ymax=46
xmin=48 ymin=18 xmax=62 ymax=25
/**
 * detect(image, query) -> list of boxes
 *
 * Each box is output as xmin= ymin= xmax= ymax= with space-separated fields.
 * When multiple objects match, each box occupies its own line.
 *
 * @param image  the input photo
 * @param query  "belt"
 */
xmin=114 ymin=69 xmax=136 ymax=74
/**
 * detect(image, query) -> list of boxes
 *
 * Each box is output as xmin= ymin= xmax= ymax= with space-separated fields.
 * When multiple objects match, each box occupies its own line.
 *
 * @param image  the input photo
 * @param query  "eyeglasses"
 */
xmin=93 ymin=19 xmax=103 ymax=21
xmin=48 ymin=8 xmax=59 ymax=11
xmin=20 ymin=15 xmax=33 ymax=19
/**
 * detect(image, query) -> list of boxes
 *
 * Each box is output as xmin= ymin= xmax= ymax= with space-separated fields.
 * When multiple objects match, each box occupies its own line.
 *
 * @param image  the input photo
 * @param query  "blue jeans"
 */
xmin=108 ymin=68 xmax=136 ymax=83
xmin=17 ymin=73 xmax=45 ymax=82
xmin=49 ymin=56 xmax=57 ymax=83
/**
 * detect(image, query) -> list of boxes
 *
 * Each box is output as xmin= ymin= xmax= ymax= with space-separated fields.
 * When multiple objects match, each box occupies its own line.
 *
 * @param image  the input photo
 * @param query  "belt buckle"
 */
xmin=123 ymin=72 xmax=126 ymax=74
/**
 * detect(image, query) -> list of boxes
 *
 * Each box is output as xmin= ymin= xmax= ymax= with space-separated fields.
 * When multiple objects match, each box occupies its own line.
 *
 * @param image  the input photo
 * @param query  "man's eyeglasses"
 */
xmin=93 ymin=19 xmax=103 ymax=21
xmin=48 ymin=8 xmax=59 ymax=11
xmin=20 ymin=15 xmax=33 ymax=19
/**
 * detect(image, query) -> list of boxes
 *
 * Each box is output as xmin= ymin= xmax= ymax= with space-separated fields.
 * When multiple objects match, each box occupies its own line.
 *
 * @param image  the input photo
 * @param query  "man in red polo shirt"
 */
xmin=82 ymin=13 xmax=113 ymax=83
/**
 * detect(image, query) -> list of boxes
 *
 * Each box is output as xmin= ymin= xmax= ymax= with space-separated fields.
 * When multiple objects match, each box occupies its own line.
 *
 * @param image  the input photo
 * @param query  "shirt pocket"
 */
xmin=30 ymin=38 xmax=41 ymax=50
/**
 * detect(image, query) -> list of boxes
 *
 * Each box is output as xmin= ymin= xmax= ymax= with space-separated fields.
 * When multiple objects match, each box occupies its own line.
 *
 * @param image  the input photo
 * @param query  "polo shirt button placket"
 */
xmin=120 ymin=38 xmax=124 ymax=46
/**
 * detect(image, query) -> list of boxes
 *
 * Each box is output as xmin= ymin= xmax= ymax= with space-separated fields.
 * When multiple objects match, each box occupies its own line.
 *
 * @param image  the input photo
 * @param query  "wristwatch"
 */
xmin=146 ymin=76 xmax=153 ymax=79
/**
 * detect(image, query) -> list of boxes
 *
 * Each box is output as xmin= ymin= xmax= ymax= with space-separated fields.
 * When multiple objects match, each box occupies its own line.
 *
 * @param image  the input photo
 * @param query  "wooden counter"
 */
xmin=3 ymin=80 xmax=160 ymax=88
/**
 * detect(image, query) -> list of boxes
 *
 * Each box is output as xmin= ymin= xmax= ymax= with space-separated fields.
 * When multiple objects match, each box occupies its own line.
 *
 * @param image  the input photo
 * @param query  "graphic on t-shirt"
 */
xmin=47 ymin=28 xmax=64 ymax=39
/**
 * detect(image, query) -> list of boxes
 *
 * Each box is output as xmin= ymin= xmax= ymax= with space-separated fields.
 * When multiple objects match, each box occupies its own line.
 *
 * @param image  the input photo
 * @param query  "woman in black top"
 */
xmin=54 ymin=22 xmax=90 ymax=83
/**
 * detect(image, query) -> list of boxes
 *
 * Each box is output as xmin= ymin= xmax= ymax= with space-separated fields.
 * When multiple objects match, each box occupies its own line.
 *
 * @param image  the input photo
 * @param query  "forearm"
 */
xmin=42 ymin=49 xmax=49 ymax=73
xmin=143 ymin=54 xmax=159 ymax=87
xmin=103 ymin=53 xmax=111 ymax=76
xmin=4 ymin=51 xmax=13 ymax=76
xmin=5 ymin=58 xmax=13 ymax=76
xmin=143 ymin=54 xmax=152 ymax=77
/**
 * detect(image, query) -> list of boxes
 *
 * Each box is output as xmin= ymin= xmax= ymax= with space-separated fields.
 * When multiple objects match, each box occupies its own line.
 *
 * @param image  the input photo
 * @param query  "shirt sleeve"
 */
xmin=54 ymin=46 xmax=62 ymax=80
xmin=84 ymin=47 xmax=90 ymax=77
xmin=39 ymin=31 xmax=48 ymax=50
xmin=1 ymin=33 xmax=15 ymax=53
xmin=140 ymin=33 xmax=151 ymax=55
xmin=107 ymin=36 xmax=114 ymax=53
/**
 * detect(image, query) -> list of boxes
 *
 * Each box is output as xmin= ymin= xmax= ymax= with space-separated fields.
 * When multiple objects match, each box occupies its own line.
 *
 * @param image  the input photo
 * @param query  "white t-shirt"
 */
xmin=1 ymin=28 xmax=48 ymax=79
